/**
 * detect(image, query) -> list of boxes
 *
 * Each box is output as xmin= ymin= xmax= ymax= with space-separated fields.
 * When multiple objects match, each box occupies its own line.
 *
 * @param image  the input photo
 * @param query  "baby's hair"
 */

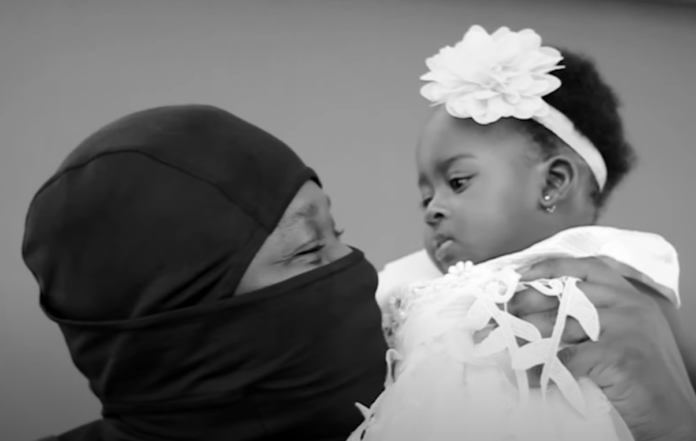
xmin=519 ymin=48 xmax=637 ymax=209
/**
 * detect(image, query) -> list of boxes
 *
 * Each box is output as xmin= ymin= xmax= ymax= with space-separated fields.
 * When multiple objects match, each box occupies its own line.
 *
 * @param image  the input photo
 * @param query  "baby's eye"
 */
xmin=420 ymin=196 xmax=433 ymax=209
xmin=449 ymin=177 xmax=470 ymax=191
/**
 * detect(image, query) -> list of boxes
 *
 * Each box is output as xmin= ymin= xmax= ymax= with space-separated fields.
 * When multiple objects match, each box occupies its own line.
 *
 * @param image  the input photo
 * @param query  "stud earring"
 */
xmin=542 ymin=194 xmax=555 ymax=213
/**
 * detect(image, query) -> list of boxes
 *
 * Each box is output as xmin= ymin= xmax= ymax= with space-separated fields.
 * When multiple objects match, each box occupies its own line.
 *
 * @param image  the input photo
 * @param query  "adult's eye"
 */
xmin=296 ymin=244 xmax=323 ymax=256
xmin=292 ymin=243 xmax=325 ymax=267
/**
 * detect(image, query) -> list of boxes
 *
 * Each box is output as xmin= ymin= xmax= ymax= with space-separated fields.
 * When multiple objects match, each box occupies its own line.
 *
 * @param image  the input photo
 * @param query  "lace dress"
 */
xmin=349 ymin=226 xmax=679 ymax=441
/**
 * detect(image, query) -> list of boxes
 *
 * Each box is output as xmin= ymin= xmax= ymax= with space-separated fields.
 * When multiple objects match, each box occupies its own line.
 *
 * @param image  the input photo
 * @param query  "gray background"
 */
xmin=1 ymin=0 xmax=695 ymax=439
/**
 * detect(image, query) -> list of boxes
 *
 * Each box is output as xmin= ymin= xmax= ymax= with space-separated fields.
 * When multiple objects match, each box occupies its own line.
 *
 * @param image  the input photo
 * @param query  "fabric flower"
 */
xmin=420 ymin=25 xmax=564 ymax=124
xmin=446 ymin=260 xmax=472 ymax=277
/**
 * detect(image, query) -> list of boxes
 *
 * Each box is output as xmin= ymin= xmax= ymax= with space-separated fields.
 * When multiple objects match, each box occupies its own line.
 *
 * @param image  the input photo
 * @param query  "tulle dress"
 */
xmin=349 ymin=226 xmax=680 ymax=441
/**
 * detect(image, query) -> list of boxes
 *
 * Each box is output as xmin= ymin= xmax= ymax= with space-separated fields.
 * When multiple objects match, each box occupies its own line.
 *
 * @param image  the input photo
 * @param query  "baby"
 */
xmin=350 ymin=26 xmax=680 ymax=441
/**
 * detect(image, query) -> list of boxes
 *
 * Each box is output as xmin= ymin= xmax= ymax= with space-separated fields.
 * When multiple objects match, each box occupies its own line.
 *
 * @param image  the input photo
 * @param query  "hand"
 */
xmin=509 ymin=257 xmax=696 ymax=441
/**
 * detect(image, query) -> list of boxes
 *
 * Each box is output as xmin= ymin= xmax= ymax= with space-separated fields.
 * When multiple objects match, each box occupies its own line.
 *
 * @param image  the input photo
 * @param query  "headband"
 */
xmin=420 ymin=25 xmax=607 ymax=190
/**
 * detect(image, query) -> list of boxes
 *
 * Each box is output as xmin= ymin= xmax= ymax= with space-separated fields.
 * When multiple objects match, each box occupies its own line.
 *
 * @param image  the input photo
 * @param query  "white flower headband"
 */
xmin=420 ymin=25 xmax=607 ymax=190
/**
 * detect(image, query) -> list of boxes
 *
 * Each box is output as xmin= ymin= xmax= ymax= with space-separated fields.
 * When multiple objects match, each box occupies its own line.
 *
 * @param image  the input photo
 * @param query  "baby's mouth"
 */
xmin=434 ymin=238 xmax=456 ymax=264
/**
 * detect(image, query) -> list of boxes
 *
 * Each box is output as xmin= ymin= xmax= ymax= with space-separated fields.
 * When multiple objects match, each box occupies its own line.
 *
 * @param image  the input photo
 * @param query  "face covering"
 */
xmin=22 ymin=105 xmax=387 ymax=441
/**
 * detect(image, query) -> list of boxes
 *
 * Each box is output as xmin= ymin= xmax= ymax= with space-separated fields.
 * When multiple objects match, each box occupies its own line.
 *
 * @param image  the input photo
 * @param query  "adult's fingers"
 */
xmin=519 ymin=256 xmax=629 ymax=289
xmin=509 ymin=280 xmax=618 ymax=321
xmin=518 ymin=310 xmax=591 ymax=343
xmin=525 ymin=338 xmax=608 ymax=388
xmin=516 ymin=290 xmax=634 ymax=347
xmin=524 ymin=308 xmax=636 ymax=388
xmin=507 ymin=287 xmax=559 ymax=317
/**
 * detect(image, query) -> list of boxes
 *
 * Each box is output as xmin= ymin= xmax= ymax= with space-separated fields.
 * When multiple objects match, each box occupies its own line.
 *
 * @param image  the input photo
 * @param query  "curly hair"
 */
xmin=519 ymin=48 xmax=637 ymax=208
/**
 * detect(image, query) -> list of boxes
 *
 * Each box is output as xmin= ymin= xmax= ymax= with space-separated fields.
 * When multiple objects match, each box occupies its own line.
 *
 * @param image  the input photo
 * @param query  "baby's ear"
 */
xmin=539 ymin=155 xmax=578 ymax=207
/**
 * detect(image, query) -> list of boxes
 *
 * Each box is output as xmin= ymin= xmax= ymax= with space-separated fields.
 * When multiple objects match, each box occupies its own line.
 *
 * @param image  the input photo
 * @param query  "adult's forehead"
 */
xmin=54 ymin=104 xmax=316 ymax=231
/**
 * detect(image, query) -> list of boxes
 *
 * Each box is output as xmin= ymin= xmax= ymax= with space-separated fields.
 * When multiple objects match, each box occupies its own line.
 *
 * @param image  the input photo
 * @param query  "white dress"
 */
xmin=349 ymin=226 xmax=680 ymax=441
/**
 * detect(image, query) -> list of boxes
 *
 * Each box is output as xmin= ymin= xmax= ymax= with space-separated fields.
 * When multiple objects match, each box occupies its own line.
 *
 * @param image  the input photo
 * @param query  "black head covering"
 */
xmin=22 ymin=105 xmax=387 ymax=441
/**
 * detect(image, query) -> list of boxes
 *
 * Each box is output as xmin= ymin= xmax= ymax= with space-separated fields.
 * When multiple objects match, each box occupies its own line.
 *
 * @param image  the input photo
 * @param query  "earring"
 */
xmin=542 ymin=194 xmax=555 ymax=213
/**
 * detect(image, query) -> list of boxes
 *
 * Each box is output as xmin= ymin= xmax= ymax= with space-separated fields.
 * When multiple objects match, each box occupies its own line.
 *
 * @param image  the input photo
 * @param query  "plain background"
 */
xmin=1 ymin=0 xmax=695 ymax=439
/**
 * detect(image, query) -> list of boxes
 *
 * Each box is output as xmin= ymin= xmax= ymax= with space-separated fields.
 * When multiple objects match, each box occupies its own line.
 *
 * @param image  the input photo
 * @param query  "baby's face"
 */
xmin=416 ymin=107 xmax=552 ymax=271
